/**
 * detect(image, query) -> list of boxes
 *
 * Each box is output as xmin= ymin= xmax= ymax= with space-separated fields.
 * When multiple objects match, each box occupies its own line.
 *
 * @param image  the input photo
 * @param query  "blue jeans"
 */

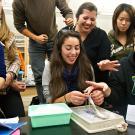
xmin=29 ymin=39 xmax=53 ymax=103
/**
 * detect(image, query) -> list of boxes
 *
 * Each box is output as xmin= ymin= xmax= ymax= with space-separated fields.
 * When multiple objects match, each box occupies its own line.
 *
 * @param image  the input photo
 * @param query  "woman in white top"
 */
xmin=42 ymin=30 xmax=104 ymax=106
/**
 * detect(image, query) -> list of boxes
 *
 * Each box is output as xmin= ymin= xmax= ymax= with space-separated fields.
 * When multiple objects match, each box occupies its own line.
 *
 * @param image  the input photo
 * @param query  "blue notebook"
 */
xmin=0 ymin=122 xmax=27 ymax=135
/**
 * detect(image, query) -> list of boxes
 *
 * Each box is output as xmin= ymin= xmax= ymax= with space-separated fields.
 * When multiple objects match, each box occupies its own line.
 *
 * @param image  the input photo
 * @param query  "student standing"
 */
xmin=12 ymin=0 xmax=74 ymax=103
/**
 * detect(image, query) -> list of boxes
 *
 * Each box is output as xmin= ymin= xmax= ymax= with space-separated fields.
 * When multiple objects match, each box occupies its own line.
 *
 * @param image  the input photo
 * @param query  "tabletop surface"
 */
xmin=20 ymin=117 xmax=135 ymax=135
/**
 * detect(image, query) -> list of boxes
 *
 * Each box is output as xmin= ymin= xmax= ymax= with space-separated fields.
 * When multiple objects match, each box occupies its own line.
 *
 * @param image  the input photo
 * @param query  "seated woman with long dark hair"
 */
xmin=42 ymin=30 xmax=104 ymax=106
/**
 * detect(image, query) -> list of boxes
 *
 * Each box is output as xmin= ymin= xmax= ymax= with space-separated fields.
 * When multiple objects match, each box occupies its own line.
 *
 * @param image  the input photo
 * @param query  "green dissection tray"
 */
xmin=28 ymin=103 xmax=72 ymax=128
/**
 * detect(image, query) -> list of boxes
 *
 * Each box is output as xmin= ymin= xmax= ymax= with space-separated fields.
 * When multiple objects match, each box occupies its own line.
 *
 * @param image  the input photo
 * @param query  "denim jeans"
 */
xmin=29 ymin=39 xmax=53 ymax=103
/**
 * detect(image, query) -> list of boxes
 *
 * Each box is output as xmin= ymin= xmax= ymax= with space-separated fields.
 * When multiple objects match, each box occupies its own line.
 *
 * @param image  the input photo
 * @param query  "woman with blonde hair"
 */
xmin=0 ymin=8 xmax=25 ymax=118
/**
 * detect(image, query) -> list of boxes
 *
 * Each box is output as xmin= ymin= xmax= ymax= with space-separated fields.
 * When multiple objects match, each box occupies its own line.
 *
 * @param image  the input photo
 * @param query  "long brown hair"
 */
xmin=49 ymin=30 xmax=93 ymax=101
xmin=0 ymin=8 xmax=16 ymax=61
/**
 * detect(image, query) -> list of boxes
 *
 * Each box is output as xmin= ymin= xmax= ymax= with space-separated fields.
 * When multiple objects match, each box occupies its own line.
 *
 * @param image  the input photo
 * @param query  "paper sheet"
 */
xmin=0 ymin=117 xmax=19 ymax=123
xmin=126 ymin=105 xmax=135 ymax=125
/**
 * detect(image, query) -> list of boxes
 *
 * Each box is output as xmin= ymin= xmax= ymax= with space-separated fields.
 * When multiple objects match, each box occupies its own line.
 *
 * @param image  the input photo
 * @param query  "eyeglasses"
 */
xmin=131 ymin=76 xmax=135 ymax=95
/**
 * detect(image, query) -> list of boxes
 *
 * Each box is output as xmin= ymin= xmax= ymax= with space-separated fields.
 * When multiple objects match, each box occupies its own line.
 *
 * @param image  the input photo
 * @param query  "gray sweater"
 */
xmin=12 ymin=0 xmax=73 ymax=41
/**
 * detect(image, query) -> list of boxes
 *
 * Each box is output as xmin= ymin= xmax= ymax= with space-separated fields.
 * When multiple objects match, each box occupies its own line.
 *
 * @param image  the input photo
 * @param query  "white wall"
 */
xmin=3 ymin=0 xmax=135 ymax=33
xmin=67 ymin=0 xmax=135 ymax=32
xmin=57 ymin=0 xmax=135 ymax=33
xmin=68 ymin=0 xmax=134 ymax=15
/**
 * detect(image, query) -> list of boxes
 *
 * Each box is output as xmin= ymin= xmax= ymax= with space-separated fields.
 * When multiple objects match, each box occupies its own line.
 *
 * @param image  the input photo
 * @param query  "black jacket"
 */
xmin=107 ymin=52 xmax=135 ymax=117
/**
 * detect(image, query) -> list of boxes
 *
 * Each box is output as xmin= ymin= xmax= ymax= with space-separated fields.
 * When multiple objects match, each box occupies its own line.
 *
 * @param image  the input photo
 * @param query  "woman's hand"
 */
xmin=97 ymin=59 xmax=120 ymax=71
xmin=91 ymin=90 xmax=104 ymax=105
xmin=10 ymin=80 xmax=26 ymax=92
xmin=0 ymin=77 xmax=5 ymax=90
xmin=66 ymin=91 xmax=88 ymax=106
xmin=64 ymin=18 xmax=74 ymax=26
xmin=84 ymin=85 xmax=104 ymax=105
xmin=85 ymin=81 xmax=111 ymax=97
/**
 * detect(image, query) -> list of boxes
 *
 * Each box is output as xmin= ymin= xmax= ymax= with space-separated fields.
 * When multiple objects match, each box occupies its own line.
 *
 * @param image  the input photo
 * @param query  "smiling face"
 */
xmin=61 ymin=37 xmax=80 ymax=67
xmin=76 ymin=9 xmax=97 ymax=34
xmin=117 ymin=11 xmax=131 ymax=33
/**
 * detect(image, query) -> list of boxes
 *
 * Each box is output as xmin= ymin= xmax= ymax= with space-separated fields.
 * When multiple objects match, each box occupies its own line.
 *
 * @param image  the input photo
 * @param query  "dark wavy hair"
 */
xmin=76 ymin=2 xmax=97 ymax=20
xmin=112 ymin=3 xmax=135 ymax=45
xmin=49 ymin=30 xmax=93 ymax=101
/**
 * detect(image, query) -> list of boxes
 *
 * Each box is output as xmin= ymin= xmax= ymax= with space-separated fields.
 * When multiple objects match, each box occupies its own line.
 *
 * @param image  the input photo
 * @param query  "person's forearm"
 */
xmin=21 ymin=28 xmax=37 ymax=41
xmin=104 ymin=87 xmax=111 ymax=97
xmin=54 ymin=93 xmax=71 ymax=103
xmin=7 ymin=55 xmax=20 ymax=77
xmin=54 ymin=95 xmax=66 ymax=103
xmin=0 ymin=77 xmax=5 ymax=90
